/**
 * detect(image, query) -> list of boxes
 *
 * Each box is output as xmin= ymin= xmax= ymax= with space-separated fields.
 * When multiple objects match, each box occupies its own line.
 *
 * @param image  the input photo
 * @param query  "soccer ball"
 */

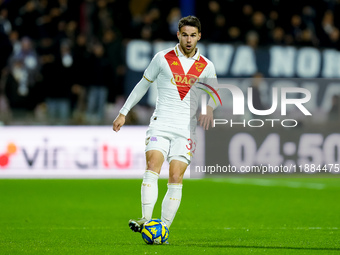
xmin=141 ymin=219 xmax=169 ymax=244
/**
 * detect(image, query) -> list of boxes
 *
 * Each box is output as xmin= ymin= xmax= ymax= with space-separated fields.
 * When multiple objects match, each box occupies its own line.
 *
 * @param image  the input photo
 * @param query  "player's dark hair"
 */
xmin=178 ymin=16 xmax=201 ymax=33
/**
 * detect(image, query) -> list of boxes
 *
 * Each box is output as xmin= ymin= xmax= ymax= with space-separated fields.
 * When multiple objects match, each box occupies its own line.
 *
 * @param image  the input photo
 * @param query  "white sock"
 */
xmin=161 ymin=183 xmax=183 ymax=228
xmin=141 ymin=170 xmax=159 ymax=220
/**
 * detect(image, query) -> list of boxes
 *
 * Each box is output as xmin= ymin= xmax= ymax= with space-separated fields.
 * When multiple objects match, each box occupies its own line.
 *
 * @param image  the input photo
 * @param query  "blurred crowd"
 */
xmin=0 ymin=0 xmax=128 ymax=125
xmin=197 ymin=0 xmax=340 ymax=48
xmin=0 ymin=0 xmax=339 ymax=125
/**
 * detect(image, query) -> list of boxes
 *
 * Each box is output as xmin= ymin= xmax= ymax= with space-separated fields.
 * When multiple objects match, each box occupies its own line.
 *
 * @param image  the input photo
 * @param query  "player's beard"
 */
xmin=181 ymin=42 xmax=197 ymax=56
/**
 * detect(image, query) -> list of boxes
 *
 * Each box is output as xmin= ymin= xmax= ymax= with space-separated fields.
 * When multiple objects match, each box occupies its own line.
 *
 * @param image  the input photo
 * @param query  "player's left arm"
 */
xmin=198 ymin=63 xmax=218 ymax=130
xmin=198 ymin=104 xmax=214 ymax=130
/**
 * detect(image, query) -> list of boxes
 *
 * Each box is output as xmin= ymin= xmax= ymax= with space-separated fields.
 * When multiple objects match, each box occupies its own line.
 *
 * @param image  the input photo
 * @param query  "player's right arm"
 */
xmin=112 ymin=52 xmax=161 ymax=132
xmin=112 ymin=78 xmax=152 ymax=132
xmin=112 ymin=113 xmax=126 ymax=132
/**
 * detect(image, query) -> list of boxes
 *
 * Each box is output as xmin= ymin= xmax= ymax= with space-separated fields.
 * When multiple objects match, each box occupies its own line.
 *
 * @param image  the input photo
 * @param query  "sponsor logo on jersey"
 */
xmin=171 ymin=61 xmax=179 ymax=66
xmin=170 ymin=74 xmax=198 ymax=86
xmin=165 ymin=50 xmax=207 ymax=100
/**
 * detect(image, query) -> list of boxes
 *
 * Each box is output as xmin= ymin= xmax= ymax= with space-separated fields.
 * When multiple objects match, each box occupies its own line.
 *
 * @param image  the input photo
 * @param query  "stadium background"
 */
xmin=0 ymin=0 xmax=340 ymax=126
xmin=0 ymin=0 xmax=340 ymax=254
xmin=0 ymin=0 xmax=339 ymax=177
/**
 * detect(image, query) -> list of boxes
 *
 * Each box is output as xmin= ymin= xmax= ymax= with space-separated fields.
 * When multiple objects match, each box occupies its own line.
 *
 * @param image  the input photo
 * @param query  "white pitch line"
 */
xmin=176 ymin=227 xmax=339 ymax=230
xmin=223 ymin=227 xmax=339 ymax=230
xmin=210 ymin=178 xmax=326 ymax=190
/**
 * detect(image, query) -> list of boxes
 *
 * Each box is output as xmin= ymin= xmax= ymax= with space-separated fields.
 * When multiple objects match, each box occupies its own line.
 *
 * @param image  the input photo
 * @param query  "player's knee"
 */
xmin=168 ymin=172 xmax=183 ymax=183
xmin=146 ymin=159 xmax=162 ymax=172
xmin=146 ymin=150 xmax=164 ymax=172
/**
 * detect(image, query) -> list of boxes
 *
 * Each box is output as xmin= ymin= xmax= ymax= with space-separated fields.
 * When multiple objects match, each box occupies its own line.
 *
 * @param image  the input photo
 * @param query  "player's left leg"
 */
xmin=161 ymin=159 xmax=188 ymax=228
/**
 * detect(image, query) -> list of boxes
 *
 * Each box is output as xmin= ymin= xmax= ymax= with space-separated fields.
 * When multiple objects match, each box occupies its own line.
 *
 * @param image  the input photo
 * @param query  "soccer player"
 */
xmin=112 ymin=16 xmax=217 ymax=236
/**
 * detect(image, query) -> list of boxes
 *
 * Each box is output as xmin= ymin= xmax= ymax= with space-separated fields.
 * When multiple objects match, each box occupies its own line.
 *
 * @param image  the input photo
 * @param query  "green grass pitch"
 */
xmin=0 ymin=178 xmax=339 ymax=254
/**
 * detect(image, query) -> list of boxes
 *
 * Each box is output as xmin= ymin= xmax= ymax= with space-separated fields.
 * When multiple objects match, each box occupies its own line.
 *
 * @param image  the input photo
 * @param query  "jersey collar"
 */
xmin=175 ymin=44 xmax=200 ymax=61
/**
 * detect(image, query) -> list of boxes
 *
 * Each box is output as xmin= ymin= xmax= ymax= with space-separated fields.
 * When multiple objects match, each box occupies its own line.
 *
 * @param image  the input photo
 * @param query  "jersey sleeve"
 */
xmin=143 ymin=52 xmax=161 ymax=82
xmin=207 ymin=61 xmax=217 ymax=78
xmin=206 ymin=62 xmax=220 ymax=110
xmin=119 ymin=78 xmax=152 ymax=116
xmin=119 ymin=52 xmax=162 ymax=116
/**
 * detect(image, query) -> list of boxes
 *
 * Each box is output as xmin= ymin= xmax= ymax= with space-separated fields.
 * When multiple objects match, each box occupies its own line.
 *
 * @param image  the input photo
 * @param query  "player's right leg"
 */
xmin=142 ymin=150 xmax=164 ymax=220
xmin=129 ymin=150 xmax=165 ymax=233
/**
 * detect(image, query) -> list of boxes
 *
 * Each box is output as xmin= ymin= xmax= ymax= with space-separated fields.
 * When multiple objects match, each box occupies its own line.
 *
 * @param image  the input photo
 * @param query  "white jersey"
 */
xmin=144 ymin=44 xmax=216 ymax=135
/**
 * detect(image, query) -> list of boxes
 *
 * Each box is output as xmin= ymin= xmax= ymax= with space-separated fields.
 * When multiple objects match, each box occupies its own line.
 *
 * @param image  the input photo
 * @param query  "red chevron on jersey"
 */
xmin=165 ymin=50 xmax=207 ymax=100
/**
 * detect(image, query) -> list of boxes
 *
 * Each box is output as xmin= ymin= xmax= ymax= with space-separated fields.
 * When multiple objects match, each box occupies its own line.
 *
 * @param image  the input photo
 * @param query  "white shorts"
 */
xmin=145 ymin=129 xmax=196 ymax=165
